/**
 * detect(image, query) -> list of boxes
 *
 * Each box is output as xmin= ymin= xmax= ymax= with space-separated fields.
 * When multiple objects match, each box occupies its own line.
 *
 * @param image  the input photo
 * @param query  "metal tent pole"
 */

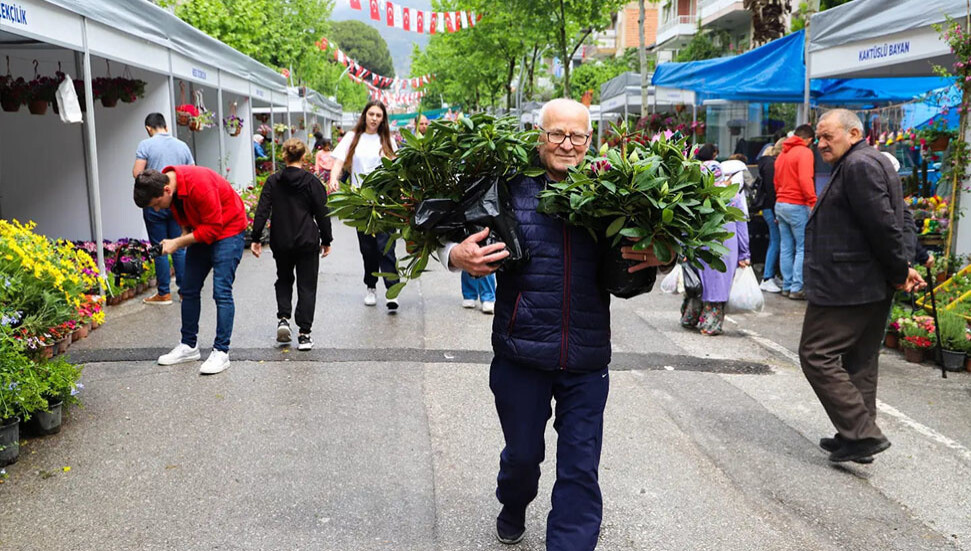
xmin=81 ymin=18 xmax=107 ymax=290
xmin=801 ymin=25 xmax=811 ymax=125
xmin=216 ymin=73 xmax=226 ymax=182
xmin=269 ymin=90 xmax=277 ymax=172
xmin=168 ymin=51 xmax=177 ymax=133
xmin=248 ymin=85 xmax=256 ymax=186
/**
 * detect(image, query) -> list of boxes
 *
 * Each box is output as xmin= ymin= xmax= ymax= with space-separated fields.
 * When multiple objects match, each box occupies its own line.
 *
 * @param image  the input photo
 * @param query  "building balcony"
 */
xmin=656 ymin=14 xmax=697 ymax=49
xmin=699 ymin=0 xmax=749 ymax=29
xmin=594 ymin=29 xmax=617 ymax=52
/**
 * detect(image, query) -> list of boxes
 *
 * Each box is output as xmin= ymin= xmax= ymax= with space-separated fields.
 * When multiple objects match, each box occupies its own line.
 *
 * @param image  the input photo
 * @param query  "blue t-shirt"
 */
xmin=135 ymin=132 xmax=194 ymax=171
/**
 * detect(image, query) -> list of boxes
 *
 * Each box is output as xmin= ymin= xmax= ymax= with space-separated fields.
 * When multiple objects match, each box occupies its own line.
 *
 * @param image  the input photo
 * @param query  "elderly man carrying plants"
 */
xmin=800 ymin=109 xmax=925 ymax=463
xmin=133 ymin=166 xmax=248 ymax=375
xmin=446 ymin=98 xmax=667 ymax=550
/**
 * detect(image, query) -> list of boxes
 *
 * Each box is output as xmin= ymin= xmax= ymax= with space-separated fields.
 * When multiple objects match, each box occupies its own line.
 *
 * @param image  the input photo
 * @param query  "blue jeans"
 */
xmin=775 ymin=202 xmax=810 ymax=293
xmin=461 ymin=271 xmax=496 ymax=302
xmin=762 ymin=207 xmax=781 ymax=280
xmin=490 ymin=356 xmax=609 ymax=551
xmin=180 ymin=232 xmax=244 ymax=352
xmin=143 ymin=207 xmax=186 ymax=295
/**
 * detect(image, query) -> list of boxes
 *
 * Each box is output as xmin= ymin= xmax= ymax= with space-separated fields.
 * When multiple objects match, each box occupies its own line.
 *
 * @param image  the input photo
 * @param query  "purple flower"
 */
xmin=590 ymin=159 xmax=612 ymax=175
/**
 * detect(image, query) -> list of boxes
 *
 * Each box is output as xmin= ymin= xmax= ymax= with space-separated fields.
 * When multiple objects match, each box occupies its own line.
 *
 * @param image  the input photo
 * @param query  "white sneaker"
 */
xmin=759 ymin=279 xmax=782 ymax=293
xmin=462 ymin=299 xmax=477 ymax=309
xmin=481 ymin=301 xmax=495 ymax=314
xmin=158 ymin=343 xmax=200 ymax=366
xmin=386 ymin=298 xmax=399 ymax=313
xmin=199 ymin=350 xmax=230 ymax=375
xmin=364 ymin=288 xmax=377 ymax=306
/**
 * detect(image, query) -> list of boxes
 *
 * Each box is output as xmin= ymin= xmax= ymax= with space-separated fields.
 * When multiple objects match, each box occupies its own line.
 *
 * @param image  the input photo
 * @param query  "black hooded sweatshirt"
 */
xmin=251 ymin=166 xmax=333 ymax=252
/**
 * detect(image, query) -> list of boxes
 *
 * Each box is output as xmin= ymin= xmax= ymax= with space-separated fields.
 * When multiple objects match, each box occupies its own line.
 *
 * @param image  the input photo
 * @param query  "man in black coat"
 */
xmin=800 ymin=109 xmax=925 ymax=463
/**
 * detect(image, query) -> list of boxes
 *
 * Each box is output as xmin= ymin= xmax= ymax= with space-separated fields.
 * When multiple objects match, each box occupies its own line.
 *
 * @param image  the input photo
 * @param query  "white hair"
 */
xmin=539 ymin=98 xmax=593 ymax=132
xmin=820 ymin=108 xmax=864 ymax=133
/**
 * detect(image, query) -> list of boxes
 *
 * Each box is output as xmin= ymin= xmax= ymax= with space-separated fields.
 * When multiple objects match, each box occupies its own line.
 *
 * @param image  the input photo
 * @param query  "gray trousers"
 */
xmin=798 ymin=297 xmax=893 ymax=441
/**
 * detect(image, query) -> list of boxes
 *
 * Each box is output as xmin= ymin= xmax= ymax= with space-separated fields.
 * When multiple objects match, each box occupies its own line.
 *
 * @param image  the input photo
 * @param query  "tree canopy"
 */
xmin=330 ymin=20 xmax=396 ymax=78
xmin=159 ymin=0 xmax=370 ymax=112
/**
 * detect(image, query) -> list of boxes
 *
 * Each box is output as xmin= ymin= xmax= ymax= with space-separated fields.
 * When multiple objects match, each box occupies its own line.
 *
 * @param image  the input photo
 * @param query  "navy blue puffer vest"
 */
xmin=491 ymin=174 xmax=611 ymax=372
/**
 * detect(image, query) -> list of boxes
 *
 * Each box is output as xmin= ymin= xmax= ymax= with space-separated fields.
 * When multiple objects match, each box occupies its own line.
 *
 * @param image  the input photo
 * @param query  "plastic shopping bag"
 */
xmin=727 ymin=266 xmax=764 ymax=313
xmin=660 ymin=264 xmax=682 ymax=294
xmin=55 ymin=74 xmax=83 ymax=124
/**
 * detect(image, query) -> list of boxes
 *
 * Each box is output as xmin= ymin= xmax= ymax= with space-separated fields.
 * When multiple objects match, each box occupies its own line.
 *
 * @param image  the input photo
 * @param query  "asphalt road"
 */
xmin=1 ymin=221 xmax=969 ymax=550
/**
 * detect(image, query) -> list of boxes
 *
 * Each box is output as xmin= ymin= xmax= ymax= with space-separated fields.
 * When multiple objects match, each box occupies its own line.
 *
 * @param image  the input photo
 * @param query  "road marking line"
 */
xmin=740 ymin=329 xmax=799 ymax=365
xmin=741 ymin=328 xmax=971 ymax=463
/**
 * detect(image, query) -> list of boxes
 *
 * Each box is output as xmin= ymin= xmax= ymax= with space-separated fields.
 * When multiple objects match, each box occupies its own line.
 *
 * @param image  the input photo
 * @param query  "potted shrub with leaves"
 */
xmin=938 ymin=310 xmax=967 ymax=371
xmin=537 ymin=125 xmax=744 ymax=298
xmin=329 ymin=114 xmax=541 ymax=299
xmin=899 ymin=317 xmax=935 ymax=363
xmin=0 ymin=331 xmax=49 ymax=466
xmin=28 ymin=356 xmax=82 ymax=436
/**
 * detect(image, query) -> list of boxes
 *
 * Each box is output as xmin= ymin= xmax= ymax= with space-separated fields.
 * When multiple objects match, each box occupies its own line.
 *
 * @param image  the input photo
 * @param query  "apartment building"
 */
xmin=593 ymin=2 xmax=660 ymax=57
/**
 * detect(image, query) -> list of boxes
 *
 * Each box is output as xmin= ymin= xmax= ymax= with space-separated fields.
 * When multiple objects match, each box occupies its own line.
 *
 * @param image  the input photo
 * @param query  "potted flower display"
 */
xmin=224 ymin=113 xmax=244 ymax=137
xmin=899 ymin=317 xmax=935 ymax=363
xmin=0 ymin=74 xmax=28 ymax=112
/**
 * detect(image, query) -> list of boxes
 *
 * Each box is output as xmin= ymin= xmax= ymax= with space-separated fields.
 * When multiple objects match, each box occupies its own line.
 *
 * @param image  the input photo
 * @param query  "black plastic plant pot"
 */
xmin=0 ymin=417 xmax=20 ymax=467
xmin=598 ymin=243 xmax=657 ymax=299
xmin=28 ymin=401 xmax=63 ymax=436
xmin=941 ymin=349 xmax=965 ymax=372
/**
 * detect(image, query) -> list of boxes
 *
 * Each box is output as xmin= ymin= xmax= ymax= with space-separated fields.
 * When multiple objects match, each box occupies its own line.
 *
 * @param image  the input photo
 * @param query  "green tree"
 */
xmin=675 ymin=27 xmax=730 ymax=62
xmin=160 ymin=0 xmax=373 ymax=112
xmin=514 ymin=0 xmax=629 ymax=97
xmin=330 ymin=20 xmax=396 ymax=78
xmin=568 ymin=56 xmax=636 ymax=104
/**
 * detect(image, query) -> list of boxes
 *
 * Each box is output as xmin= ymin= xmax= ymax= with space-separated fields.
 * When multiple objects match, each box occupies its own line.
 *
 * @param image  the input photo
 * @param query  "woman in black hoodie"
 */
xmin=251 ymin=139 xmax=333 ymax=350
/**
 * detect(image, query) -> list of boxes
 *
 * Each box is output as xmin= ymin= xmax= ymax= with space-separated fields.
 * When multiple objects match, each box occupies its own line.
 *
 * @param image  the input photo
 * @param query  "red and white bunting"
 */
xmin=320 ymin=36 xmax=434 ymax=90
xmin=347 ymin=0 xmax=480 ymax=34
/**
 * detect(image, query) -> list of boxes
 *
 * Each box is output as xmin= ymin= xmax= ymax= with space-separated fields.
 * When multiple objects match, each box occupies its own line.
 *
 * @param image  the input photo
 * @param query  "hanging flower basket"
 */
xmin=0 ymin=74 xmax=28 ymax=112
xmin=189 ymin=90 xmax=214 ymax=132
xmin=224 ymin=101 xmax=244 ymax=137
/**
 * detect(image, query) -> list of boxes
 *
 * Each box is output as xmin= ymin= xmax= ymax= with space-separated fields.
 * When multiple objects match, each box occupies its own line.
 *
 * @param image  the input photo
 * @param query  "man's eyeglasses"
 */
xmin=543 ymin=130 xmax=590 ymax=147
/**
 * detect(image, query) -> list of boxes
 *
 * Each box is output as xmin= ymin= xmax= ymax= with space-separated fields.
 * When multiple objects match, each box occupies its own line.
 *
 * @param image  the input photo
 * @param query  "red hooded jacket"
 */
xmin=773 ymin=135 xmax=816 ymax=208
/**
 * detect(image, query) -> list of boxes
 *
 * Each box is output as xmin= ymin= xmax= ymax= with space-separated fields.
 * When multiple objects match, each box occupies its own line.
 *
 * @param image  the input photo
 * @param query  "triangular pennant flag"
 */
xmin=395 ymin=3 xmax=404 ymax=29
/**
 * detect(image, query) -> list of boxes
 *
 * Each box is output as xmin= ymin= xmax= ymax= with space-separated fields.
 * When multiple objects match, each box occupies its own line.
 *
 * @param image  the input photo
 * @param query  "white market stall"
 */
xmin=597 ymin=72 xmax=698 ymax=147
xmin=808 ymin=0 xmax=970 ymax=255
xmin=0 ymin=0 xmax=291 ymax=276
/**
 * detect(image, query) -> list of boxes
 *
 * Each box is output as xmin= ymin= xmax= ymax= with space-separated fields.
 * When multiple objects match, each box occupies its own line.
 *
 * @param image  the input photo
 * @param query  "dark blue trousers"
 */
xmin=489 ymin=355 xmax=609 ymax=551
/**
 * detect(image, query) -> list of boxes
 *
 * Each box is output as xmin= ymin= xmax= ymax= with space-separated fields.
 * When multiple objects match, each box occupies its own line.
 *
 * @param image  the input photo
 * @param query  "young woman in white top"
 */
xmin=329 ymin=100 xmax=401 ymax=311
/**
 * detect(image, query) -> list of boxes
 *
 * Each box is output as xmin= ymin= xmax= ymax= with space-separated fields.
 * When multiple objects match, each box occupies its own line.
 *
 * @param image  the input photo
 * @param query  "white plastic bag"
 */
xmin=55 ymin=74 xmax=83 ymax=124
xmin=727 ymin=266 xmax=764 ymax=313
xmin=660 ymin=264 xmax=682 ymax=294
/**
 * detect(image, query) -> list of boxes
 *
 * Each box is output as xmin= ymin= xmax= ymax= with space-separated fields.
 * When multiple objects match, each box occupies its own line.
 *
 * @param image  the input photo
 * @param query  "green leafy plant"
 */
xmin=328 ymin=114 xmax=541 ymax=298
xmin=537 ymin=124 xmax=745 ymax=271
xmin=36 ymin=356 xmax=83 ymax=407
xmin=938 ymin=310 xmax=967 ymax=351
xmin=0 ymin=332 xmax=48 ymax=422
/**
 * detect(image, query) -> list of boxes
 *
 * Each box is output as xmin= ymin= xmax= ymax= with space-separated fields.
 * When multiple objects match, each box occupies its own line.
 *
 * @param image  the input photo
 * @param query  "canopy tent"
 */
xmin=653 ymin=29 xmax=953 ymax=105
xmin=809 ymin=0 xmax=966 ymax=79
xmin=0 ymin=0 xmax=334 ymax=281
xmin=653 ymin=31 xmax=815 ymax=103
xmin=807 ymin=0 xmax=970 ymax=257
xmin=596 ymin=72 xmax=698 ymax=146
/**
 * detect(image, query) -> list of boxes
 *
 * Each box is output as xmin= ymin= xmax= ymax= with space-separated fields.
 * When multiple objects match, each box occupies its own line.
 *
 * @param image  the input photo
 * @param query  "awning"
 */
xmin=808 ymin=0 xmax=965 ymax=78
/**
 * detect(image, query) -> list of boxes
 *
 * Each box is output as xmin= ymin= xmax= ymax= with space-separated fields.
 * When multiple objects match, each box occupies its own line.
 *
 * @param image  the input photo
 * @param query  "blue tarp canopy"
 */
xmin=652 ymin=30 xmax=953 ymax=105
xmin=653 ymin=31 xmax=816 ymax=103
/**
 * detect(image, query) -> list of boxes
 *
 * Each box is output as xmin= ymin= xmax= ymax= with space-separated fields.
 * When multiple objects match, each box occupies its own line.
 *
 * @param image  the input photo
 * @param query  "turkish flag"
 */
xmin=349 ymin=0 xmax=361 ymax=9
xmin=444 ymin=12 xmax=454 ymax=32
xmin=369 ymin=0 xmax=380 ymax=20
xmin=416 ymin=10 xmax=424 ymax=33
xmin=386 ymin=2 xmax=394 ymax=26
xmin=430 ymin=12 xmax=437 ymax=34
xmin=402 ymin=7 xmax=411 ymax=31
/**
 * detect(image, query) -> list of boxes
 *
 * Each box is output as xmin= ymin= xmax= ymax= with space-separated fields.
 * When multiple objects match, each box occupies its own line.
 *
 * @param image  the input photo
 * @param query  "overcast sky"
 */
xmin=332 ymin=0 xmax=433 ymax=76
